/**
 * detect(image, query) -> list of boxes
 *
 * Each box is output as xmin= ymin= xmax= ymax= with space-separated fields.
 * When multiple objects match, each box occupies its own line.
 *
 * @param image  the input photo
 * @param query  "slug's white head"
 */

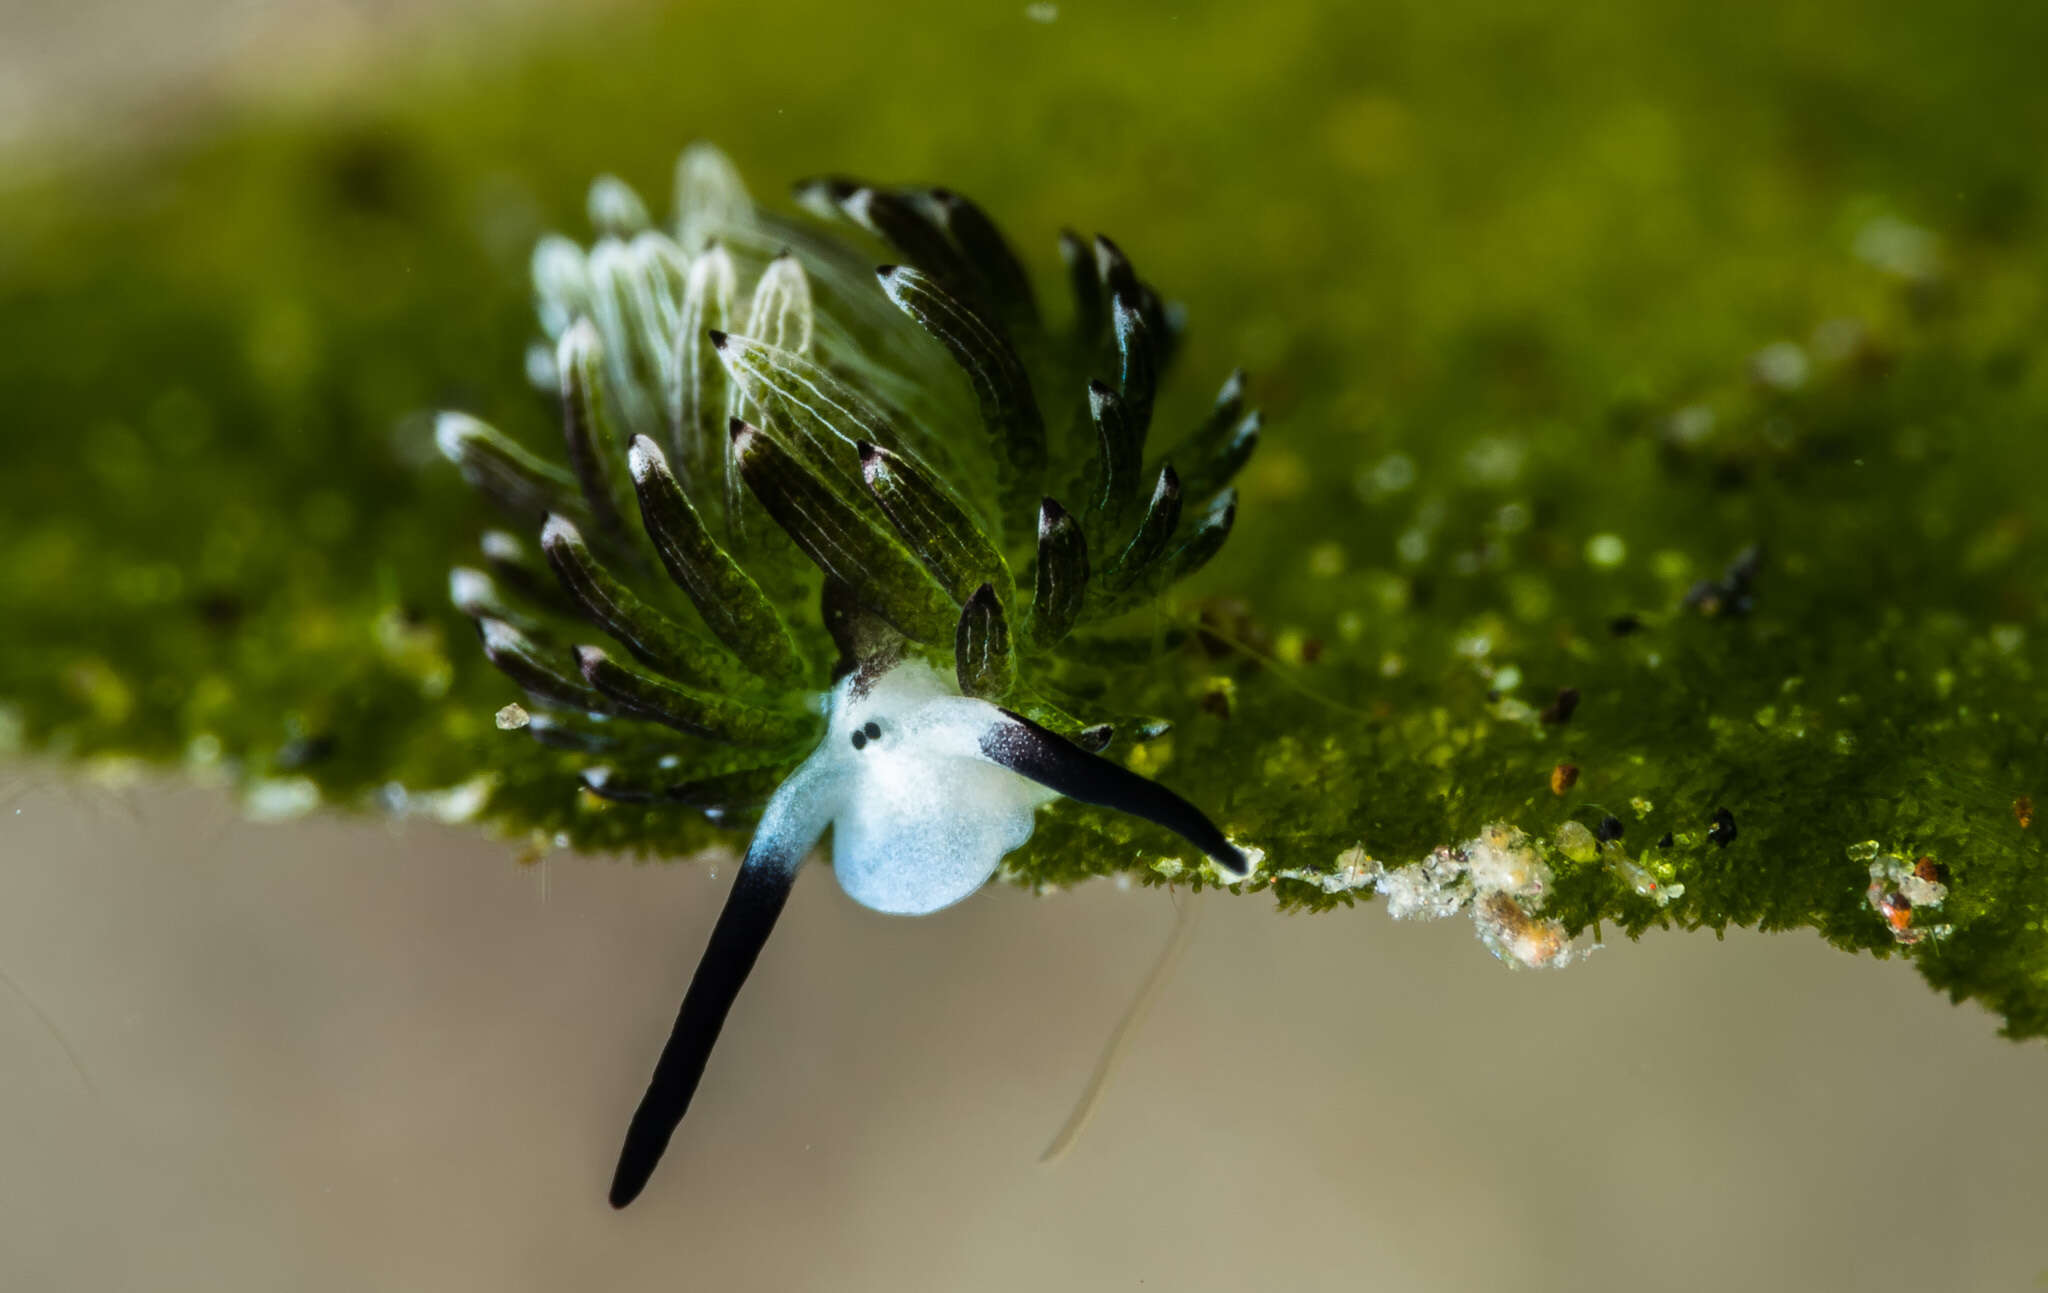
xmin=770 ymin=656 xmax=1060 ymax=914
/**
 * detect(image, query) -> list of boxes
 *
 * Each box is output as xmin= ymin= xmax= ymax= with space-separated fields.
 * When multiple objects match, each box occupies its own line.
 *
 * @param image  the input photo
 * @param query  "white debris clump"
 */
xmin=1309 ymin=825 xmax=1598 ymax=969
xmin=1857 ymin=841 xmax=1953 ymax=945
xmin=1465 ymin=825 xmax=1550 ymax=896
xmin=1376 ymin=847 xmax=1471 ymax=918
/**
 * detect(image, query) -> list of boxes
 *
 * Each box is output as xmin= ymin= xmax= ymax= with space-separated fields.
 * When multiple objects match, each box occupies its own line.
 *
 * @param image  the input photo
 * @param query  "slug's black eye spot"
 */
xmin=863 ymin=721 xmax=882 ymax=739
xmin=850 ymin=731 xmax=867 ymax=750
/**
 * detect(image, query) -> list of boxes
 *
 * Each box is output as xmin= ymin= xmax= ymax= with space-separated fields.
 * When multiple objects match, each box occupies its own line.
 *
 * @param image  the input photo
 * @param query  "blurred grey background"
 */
xmin=0 ymin=0 xmax=597 ymax=166
xmin=1 ymin=777 xmax=2043 ymax=1290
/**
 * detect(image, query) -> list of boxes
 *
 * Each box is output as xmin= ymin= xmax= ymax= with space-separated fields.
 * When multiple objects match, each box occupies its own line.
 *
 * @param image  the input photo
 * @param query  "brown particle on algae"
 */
xmin=1539 ymin=687 xmax=1581 ymax=724
xmin=2016 ymin=796 xmax=2034 ymax=829
xmin=1550 ymin=762 xmax=1580 ymax=795
xmin=1877 ymin=889 xmax=1915 ymax=936
xmin=1473 ymin=891 xmax=1574 ymax=968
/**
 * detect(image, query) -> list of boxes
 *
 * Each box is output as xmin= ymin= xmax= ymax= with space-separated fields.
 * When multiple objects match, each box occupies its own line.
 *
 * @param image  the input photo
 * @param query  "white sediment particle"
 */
xmin=1453 ymin=631 xmax=1492 ymax=661
xmin=1854 ymin=215 xmax=1941 ymax=280
xmin=1491 ymin=696 xmax=1538 ymax=725
xmin=1359 ymin=452 xmax=1416 ymax=499
xmin=377 ymin=775 xmax=498 ymax=825
xmin=495 ymin=703 xmax=531 ymax=731
xmin=419 ymin=776 xmax=496 ymax=824
xmin=1749 ymin=341 xmax=1810 ymax=391
xmin=1663 ymin=403 xmax=1716 ymax=448
xmin=1585 ymin=533 xmax=1627 ymax=569
xmin=244 ymin=776 xmax=321 ymax=822
xmin=1462 ymin=436 xmax=1526 ymax=485
xmin=448 ymin=568 xmax=498 ymax=616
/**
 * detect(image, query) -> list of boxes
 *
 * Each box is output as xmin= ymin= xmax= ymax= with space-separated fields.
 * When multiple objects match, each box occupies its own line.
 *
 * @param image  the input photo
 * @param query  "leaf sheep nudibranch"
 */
xmin=433 ymin=143 xmax=1264 ymax=1207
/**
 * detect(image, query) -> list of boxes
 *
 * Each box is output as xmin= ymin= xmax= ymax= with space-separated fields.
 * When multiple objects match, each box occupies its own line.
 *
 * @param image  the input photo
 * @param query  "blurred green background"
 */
xmin=3 ymin=0 xmax=2048 ymax=1288
xmin=6 ymin=0 xmax=2047 ymax=1026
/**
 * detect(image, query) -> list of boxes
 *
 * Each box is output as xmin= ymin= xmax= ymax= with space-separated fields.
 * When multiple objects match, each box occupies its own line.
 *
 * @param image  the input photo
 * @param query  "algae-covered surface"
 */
xmin=3 ymin=0 xmax=2045 ymax=1033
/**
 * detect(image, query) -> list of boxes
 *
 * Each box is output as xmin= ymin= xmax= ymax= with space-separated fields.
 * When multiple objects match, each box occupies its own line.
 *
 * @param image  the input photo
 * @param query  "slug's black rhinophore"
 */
xmin=982 ymin=709 xmax=1247 ymax=875
xmin=609 ymin=847 xmax=800 ymax=1208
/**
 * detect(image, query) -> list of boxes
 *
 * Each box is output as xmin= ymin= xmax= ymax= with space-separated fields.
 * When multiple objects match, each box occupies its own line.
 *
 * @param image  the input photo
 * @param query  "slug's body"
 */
xmin=436 ymin=145 xmax=1262 ymax=1206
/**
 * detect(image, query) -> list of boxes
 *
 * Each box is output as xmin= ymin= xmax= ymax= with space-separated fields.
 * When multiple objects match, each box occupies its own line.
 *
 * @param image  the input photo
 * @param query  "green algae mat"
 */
xmin=4 ymin=0 xmax=2045 ymax=1036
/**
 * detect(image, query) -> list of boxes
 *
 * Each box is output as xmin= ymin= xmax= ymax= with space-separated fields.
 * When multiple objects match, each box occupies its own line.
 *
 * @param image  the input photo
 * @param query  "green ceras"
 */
xmin=438 ymin=145 xmax=1263 ymax=802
